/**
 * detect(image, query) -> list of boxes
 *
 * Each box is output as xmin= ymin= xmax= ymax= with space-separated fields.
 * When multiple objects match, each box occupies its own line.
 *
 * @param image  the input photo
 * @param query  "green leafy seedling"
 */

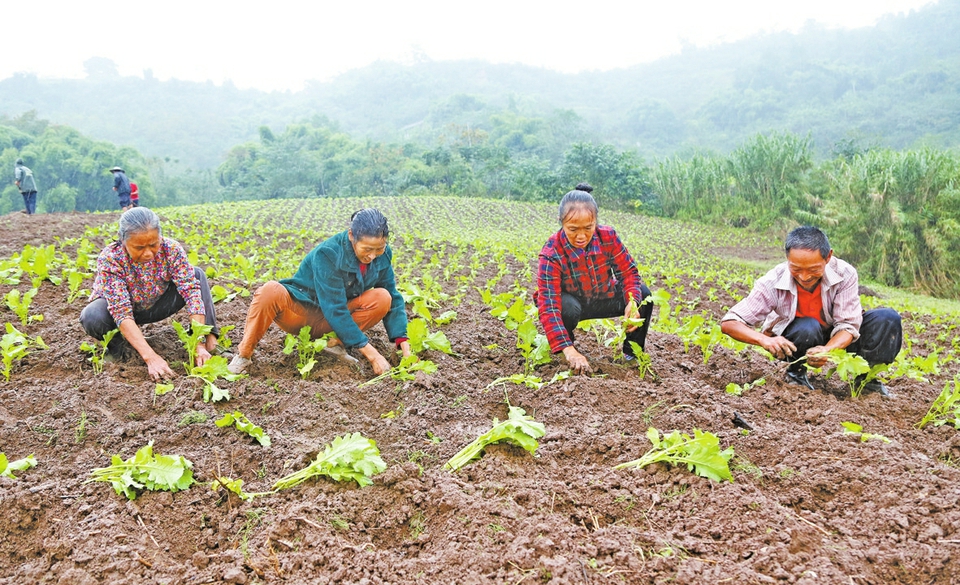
xmin=64 ymin=269 xmax=92 ymax=304
xmin=1 ymin=323 xmax=47 ymax=381
xmin=614 ymin=427 xmax=734 ymax=483
xmin=5 ymin=288 xmax=41 ymax=326
xmin=725 ymin=377 xmax=766 ymax=396
xmin=87 ymin=441 xmax=195 ymax=500
xmin=273 ymin=432 xmax=386 ymax=490
xmin=152 ymin=382 xmax=175 ymax=406
xmin=189 ymin=356 xmax=245 ymax=402
xmin=917 ymin=375 xmax=960 ymax=430
xmin=628 ymin=341 xmax=658 ymax=381
xmin=80 ymin=329 xmax=119 ymax=375
xmin=516 ymin=317 xmax=551 ymax=374
xmin=210 ymin=476 xmax=273 ymax=501
xmin=0 ymin=453 xmax=38 ymax=479
xmin=434 ymin=310 xmax=457 ymax=325
xmin=360 ymin=355 xmax=438 ymax=387
xmin=172 ymin=321 xmax=214 ymax=375
xmin=216 ymin=411 xmax=271 ymax=447
xmin=444 ymin=405 xmax=546 ymax=471
xmin=841 ymin=421 xmax=891 ymax=443
xmin=407 ymin=318 xmax=455 ymax=355
xmin=216 ymin=325 xmax=236 ymax=350
xmin=283 ymin=326 xmax=334 ymax=379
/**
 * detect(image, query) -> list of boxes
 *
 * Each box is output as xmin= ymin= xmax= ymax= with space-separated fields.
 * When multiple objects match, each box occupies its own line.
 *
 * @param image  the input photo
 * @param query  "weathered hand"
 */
xmin=195 ymin=346 xmax=212 ymax=368
xmin=369 ymin=353 xmax=392 ymax=376
xmin=760 ymin=336 xmax=797 ymax=360
xmin=805 ymin=345 xmax=830 ymax=368
xmin=563 ymin=347 xmax=592 ymax=374
xmin=623 ymin=300 xmax=641 ymax=333
xmin=145 ymin=355 xmax=175 ymax=381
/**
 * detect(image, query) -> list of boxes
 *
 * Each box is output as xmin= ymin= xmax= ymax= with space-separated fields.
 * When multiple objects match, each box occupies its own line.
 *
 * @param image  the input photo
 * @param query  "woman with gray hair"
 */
xmin=80 ymin=207 xmax=218 ymax=381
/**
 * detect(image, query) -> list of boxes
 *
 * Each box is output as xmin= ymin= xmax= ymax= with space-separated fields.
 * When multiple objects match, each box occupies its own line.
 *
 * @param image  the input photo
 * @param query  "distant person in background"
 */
xmin=130 ymin=181 xmax=140 ymax=207
xmin=14 ymin=158 xmax=38 ymax=215
xmin=80 ymin=207 xmax=219 ymax=381
xmin=721 ymin=225 xmax=902 ymax=396
xmin=535 ymin=183 xmax=654 ymax=374
xmin=110 ymin=166 xmax=132 ymax=211
xmin=228 ymin=208 xmax=410 ymax=378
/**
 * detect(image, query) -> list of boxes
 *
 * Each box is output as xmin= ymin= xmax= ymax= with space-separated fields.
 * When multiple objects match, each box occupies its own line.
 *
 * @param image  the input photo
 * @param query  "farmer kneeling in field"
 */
xmin=227 ymin=208 xmax=411 ymax=377
xmin=80 ymin=207 xmax=219 ymax=381
xmin=535 ymin=183 xmax=653 ymax=374
xmin=720 ymin=226 xmax=902 ymax=396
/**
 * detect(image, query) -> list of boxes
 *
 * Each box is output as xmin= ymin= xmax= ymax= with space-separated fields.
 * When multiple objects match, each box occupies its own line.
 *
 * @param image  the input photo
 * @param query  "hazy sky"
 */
xmin=6 ymin=0 xmax=938 ymax=92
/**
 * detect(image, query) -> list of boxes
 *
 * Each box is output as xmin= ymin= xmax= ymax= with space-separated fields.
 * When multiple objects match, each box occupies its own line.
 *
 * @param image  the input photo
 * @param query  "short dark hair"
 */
xmin=785 ymin=226 xmax=831 ymax=259
xmin=350 ymin=208 xmax=389 ymax=240
xmin=558 ymin=189 xmax=599 ymax=223
xmin=575 ymin=182 xmax=594 ymax=193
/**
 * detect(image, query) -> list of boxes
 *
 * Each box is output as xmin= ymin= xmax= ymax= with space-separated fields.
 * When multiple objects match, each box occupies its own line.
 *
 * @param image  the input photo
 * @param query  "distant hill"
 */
xmin=3 ymin=0 xmax=959 ymax=167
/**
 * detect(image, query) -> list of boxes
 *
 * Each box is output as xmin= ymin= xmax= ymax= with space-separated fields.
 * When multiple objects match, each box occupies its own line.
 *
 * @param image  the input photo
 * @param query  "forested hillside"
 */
xmin=2 ymin=0 xmax=960 ymax=168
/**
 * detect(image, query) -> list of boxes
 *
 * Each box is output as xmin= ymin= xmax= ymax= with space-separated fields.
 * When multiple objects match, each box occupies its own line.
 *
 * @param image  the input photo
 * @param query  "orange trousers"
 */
xmin=237 ymin=281 xmax=391 ymax=357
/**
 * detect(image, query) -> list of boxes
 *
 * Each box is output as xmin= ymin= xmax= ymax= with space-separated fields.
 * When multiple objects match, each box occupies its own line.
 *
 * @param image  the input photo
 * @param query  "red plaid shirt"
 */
xmin=536 ymin=225 xmax=643 ymax=352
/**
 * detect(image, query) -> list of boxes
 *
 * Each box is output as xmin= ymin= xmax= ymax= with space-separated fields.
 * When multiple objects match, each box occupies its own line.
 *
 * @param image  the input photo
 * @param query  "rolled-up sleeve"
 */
xmin=722 ymin=279 xmax=778 ymax=328
xmin=828 ymin=269 xmax=863 ymax=341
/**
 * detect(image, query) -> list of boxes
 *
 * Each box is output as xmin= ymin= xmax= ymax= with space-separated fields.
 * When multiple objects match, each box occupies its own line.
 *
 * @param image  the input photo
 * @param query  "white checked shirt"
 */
xmin=722 ymin=256 xmax=863 ymax=341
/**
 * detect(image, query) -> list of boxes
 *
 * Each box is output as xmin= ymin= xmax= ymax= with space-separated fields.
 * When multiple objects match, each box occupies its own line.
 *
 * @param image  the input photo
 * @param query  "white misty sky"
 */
xmin=5 ymin=0 xmax=937 ymax=92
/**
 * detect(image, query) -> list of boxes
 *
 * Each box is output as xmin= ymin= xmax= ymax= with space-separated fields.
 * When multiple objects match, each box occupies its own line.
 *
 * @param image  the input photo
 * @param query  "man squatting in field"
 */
xmin=535 ymin=183 xmax=654 ymax=374
xmin=80 ymin=207 xmax=219 ymax=381
xmin=721 ymin=225 xmax=903 ymax=396
xmin=228 ymin=208 xmax=410 ymax=378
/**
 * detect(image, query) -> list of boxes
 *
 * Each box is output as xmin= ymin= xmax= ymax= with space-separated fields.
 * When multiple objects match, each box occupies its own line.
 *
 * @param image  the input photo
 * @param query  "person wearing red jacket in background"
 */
xmin=130 ymin=181 xmax=140 ymax=207
xmin=535 ymin=183 xmax=654 ymax=374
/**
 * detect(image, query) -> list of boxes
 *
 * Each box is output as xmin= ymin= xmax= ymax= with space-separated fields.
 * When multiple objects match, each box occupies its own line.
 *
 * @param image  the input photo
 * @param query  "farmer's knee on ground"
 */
xmin=79 ymin=298 xmax=115 ymax=340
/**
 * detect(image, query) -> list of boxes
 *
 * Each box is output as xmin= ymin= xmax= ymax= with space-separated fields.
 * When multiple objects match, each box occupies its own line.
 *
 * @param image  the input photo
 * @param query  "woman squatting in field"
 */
xmin=80 ymin=207 xmax=219 ymax=381
xmin=535 ymin=184 xmax=654 ymax=374
xmin=228 ymin=209 xmax=410 ymax=378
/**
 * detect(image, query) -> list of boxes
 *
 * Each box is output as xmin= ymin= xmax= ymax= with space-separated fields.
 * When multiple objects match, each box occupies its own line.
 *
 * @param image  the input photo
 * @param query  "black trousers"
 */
xmin=561 ymin=284 xmax=654 ymax=356
xmin=781 ymin=308 xmax=902 ymax=372
xmin=79 ymin=267 xmax=219 ymax=345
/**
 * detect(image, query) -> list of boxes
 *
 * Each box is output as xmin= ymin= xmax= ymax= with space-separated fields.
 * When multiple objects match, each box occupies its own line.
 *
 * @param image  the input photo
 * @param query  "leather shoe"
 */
xmin=785 ymin=370 xmax=814 ymax=390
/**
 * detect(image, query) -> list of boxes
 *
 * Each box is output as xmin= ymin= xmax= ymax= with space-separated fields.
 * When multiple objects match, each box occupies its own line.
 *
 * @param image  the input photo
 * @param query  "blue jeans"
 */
xmin=781 ymin=308 xmax=902 ymax=372
xmin=79 ymin=267 xmax=218 ymax=349
xmin=117 ymin=192 xmax=131 ymax=208
xmin=21 ymin=191 xmax=37 ymax=214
